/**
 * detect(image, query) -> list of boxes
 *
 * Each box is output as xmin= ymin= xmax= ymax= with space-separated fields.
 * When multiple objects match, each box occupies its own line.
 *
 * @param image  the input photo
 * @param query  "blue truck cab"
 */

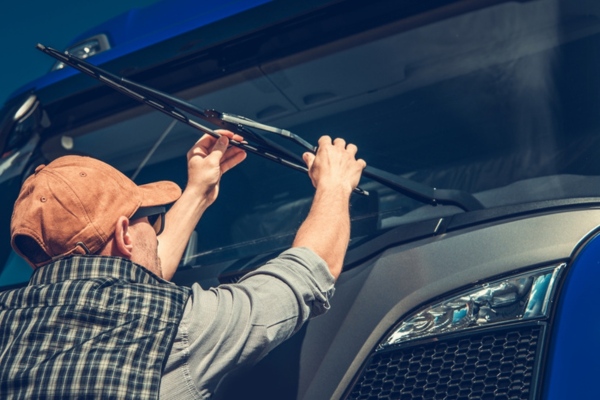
xmin=1 ymin=0 xmax=599 ymax=398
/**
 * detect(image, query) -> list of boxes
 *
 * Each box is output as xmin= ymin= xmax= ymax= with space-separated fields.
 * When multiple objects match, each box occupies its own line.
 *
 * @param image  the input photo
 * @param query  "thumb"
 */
xmin=208 ymin=136 xmax=229 ymax=162
xmin=303 ymin=152 xmax=315 ymax=169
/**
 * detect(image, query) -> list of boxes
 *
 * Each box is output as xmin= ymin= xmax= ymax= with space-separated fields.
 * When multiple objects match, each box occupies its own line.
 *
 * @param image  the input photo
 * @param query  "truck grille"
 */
xmin=347 ymin=324 xmax=542 ymax=400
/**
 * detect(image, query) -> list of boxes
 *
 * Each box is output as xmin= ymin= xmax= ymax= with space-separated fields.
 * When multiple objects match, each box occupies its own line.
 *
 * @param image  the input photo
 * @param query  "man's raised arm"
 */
xmin=293 ymin=136 xmax=367 ymax=279
xmin=158 ymin=130 xmax=246 ymax=280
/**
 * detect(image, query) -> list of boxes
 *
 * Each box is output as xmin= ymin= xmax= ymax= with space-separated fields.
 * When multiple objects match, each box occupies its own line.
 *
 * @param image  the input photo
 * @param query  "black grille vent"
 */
xmin=347 ymin=324 xmax=542 ymax=400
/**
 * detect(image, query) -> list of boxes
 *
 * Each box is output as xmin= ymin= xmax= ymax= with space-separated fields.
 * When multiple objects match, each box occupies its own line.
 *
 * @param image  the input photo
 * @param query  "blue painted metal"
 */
xmin=543 ymin=232 xmax=600 ymax=398
xmin=69 ymin=0 xmax=272 ymax=50
xmin=8 ymin=0 xmax=272 ymax=99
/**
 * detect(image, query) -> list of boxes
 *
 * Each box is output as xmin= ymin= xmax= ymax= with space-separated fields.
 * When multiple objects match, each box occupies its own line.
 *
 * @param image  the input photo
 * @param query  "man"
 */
xmin=0 ymin=130 xmax=366 ymax=399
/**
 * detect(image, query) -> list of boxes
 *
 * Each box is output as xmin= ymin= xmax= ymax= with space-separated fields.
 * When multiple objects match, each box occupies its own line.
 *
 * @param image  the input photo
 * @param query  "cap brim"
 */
xmin=138 ymin=181 xmax=182 ymax=208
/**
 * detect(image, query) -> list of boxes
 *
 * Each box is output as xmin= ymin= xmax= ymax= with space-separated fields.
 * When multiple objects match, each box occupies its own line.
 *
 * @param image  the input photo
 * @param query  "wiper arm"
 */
xmin=206 ymin=110 xmax=317 ymax=152
xmin=362 ymin=165 xmax=483 ymax=211
xmin=37 ymin=44 xmax=483 ymax=210
xmin=203 ymin=110 xmax=484 ymax=210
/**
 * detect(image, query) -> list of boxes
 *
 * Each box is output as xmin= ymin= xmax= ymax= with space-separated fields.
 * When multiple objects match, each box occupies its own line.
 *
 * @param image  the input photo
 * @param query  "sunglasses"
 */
xmin=130 ymin=206 xmax=166 ymax=235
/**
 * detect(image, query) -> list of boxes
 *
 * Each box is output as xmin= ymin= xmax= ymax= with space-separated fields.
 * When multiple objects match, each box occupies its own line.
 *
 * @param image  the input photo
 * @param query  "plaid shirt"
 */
xmin=0 ymin=256 xmax=191 ymax=399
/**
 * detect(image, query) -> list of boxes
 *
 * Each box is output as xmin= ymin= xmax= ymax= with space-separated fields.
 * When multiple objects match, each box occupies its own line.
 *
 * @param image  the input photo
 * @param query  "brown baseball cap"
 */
xmin=10 ymin=155 xmax=182 ymax=268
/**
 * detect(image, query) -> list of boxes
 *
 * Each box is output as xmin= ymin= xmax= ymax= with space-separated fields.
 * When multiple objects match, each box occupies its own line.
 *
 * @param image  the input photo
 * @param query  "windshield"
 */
xmin=33 ymin=0 xmax=600 ymax=266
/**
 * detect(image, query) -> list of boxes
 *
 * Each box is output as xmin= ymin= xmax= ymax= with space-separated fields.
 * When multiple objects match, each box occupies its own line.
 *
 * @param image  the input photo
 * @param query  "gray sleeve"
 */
xmin=160 ymin=247 xmax=335 ymax=399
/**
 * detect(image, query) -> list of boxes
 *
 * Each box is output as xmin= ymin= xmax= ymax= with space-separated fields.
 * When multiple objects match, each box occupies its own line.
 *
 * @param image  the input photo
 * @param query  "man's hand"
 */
xmin=186 ymin=130 xmax=247 ymax=206
xmin=158 ymin=130 xmax=246 ymax=280
xmin=294 ymin=135 xmax=366 ymax=279
xmin=302 ymin=136 xmax=366 ymax=196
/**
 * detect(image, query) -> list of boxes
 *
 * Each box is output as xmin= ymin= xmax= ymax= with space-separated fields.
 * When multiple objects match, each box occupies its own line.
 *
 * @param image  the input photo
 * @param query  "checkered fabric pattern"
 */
xmin=0 ymin=256 xmax=190 ymax=399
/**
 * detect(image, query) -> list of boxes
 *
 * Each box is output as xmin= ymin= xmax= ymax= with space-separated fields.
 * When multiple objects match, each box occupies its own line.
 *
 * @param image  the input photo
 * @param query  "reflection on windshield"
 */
xmin=50 ymin=0 xmax=600 ymax=265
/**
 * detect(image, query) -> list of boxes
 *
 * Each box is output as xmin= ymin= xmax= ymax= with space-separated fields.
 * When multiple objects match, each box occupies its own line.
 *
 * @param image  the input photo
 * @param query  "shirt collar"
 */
xmin=29 ymin=255 xmax=169 ymax=286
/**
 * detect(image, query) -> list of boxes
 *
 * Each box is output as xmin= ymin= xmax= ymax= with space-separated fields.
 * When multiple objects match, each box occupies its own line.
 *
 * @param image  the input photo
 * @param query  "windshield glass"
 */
xmin=37 ymin=0 xmax=600 ymax=266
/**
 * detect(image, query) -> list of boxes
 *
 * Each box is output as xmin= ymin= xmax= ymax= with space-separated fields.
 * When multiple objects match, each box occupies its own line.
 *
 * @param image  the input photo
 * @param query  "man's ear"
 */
xmin=113 ymin=215 xmax=133 ymax=258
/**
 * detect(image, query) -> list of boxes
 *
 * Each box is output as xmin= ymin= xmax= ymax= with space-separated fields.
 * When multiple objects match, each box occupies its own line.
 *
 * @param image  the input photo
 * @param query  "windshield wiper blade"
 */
xmin=37 ymin=43 xmax=484 ymax=210
xmin=35 ymin=45 xmax=336 ymax=187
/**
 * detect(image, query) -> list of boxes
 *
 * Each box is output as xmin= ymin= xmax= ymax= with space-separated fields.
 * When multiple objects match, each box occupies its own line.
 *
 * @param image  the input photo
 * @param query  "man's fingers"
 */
xmin=220 ymin=148 xmax=247 ymax=173
xmin=215 ymin=129 xmax=244 ymax=142
xmin=303 ymin=152 xmax=316 ymax=169
xmin=333 ymin=137 xmax=346 ymax=148
xmin=208 ymin=135 xmax=229 ymax=159
xmin=318 ymin=135 xmax=332 ymax=148
xmin=346 ymin=143 xmax=358 ymax=155
xmin=192 ymin=134 xmax=218 ymax=154
xmin=190 ymin=130 xmax=242 ymax=156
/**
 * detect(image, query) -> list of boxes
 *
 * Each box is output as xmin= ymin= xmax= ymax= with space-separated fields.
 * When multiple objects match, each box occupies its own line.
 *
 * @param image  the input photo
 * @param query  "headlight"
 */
xmin=378 ymin=263 xmax=564 ymax=351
